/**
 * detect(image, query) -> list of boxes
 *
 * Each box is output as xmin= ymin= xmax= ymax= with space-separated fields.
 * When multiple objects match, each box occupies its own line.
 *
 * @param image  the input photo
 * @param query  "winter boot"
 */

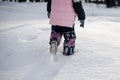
xmin=49 ymin=30 xmax=62 ymax=54
xmin=63 ymin=31 xmax=76 ymax=56
xmin=50 ymin=40 xmax=58 ymax=55
xmin=63 ymin=40 xmax=75 ymax=56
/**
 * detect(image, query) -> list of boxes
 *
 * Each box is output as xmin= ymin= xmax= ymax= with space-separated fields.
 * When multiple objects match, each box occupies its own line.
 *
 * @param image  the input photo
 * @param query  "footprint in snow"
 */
xmin=19 ymin=35 xmax=38 ymax=43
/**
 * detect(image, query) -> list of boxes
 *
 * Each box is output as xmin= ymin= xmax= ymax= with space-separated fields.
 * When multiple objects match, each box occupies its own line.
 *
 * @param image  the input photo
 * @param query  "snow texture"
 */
xmin=0 ymin=2 xmax=120 ymax=80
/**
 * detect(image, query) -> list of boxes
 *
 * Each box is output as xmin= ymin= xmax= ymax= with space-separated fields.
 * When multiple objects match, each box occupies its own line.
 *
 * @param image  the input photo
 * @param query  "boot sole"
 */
xmin=50 ymin=41 xmax=58 ymax=55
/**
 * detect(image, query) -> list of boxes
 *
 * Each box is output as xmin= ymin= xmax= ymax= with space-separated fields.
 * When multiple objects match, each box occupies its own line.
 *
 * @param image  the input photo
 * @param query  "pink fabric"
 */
xmin=50 ymin=0 xmax=76 ymax=27
xmin=51 ymin=31 xmax=62 ymax=44
xmin=68 ymin=39 xmax=75 ymax=46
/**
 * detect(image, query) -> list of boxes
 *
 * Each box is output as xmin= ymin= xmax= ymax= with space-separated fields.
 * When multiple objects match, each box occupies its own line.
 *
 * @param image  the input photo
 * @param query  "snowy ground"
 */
xmin=0 ymin=1 xmax=120 ymax=80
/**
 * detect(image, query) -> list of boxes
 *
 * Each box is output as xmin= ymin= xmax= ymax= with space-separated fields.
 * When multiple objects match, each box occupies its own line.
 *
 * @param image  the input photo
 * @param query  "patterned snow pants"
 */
xmin=49 ymin=25 xmax=76 ymax=55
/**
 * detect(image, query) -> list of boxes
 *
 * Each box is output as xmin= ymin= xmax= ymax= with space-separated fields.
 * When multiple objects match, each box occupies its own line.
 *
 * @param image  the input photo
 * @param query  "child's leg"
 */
xmin=49 ymin=26 xmax=62 ymax=46
xmin=49 ymin=26 xmax=63 ymax=54
xmin=63 ymin=31 xmax=76 ymax=55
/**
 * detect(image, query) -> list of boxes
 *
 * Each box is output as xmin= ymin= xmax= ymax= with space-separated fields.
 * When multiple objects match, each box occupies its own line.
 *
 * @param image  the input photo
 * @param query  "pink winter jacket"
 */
xmin=50 ymin=0 xmax=76 ymax=27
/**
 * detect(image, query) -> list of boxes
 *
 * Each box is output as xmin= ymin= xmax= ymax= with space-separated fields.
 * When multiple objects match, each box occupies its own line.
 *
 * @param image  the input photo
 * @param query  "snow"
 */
xmin=0 ymin=1 xmax=120 ymax=80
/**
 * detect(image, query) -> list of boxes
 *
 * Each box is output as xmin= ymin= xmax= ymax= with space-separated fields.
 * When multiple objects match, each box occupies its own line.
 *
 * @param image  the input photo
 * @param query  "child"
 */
xmin=47 ymin=0 xmax=86 ymax=56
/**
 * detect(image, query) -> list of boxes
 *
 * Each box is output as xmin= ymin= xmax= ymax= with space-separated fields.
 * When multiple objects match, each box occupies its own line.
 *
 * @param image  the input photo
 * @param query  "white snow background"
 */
xmin=0 ymin=1 xmax=120 ymax=80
